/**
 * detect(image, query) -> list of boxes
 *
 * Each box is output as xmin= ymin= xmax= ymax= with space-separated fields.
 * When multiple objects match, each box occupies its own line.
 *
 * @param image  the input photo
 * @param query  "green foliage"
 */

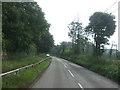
xmin=68 ymin=21 xmax=88 ymax=54
xmin=2 ymin=54 xmax=46 ymax=72
xmin=63 ymin=53 xmax=119 ymax=83
xmin=51 ymin=11 xmax=118 ymax=84
xmin=117 ymin=51 xmax=120 ymax=59
xmin=51 ymin=40 xmax=93 ymax=60
xmin=36 ymin=31 xmax=54 ymax=53
xmin=2 ymin=58 xmax=51 ymax=88
xmin=2 ymin=2 xmax=54 ymax=55
xmin=51 ymin=42 xmax=72 ymax=58
xmin=68 ymin=21 xmax=83 ymax=44
xmin=86 ymin=12 xmax=116 ymax=56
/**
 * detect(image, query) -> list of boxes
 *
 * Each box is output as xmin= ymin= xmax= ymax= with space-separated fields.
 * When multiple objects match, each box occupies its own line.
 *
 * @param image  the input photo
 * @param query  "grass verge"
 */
xmin=2 ymin=54 xmax=46 ymax=73
xmin=2 ymin=58 xmax=51 ymax=88
xmin=62 ymin=54 xmax=119 ymax=84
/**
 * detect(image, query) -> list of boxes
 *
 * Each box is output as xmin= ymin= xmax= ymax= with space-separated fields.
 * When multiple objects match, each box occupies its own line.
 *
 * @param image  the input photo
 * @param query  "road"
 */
xmin=31 ymin=56 xmax=119 ymax=89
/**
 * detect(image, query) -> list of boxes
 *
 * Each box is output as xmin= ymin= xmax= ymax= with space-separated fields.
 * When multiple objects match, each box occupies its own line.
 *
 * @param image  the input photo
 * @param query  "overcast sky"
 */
xmin=35 ymin=0 xmax=119 ymax=49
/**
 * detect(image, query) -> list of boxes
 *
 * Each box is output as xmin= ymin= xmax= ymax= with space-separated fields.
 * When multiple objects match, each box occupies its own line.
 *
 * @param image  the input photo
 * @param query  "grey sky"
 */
xmin=35 ymin=0 xmax=118 ymax=49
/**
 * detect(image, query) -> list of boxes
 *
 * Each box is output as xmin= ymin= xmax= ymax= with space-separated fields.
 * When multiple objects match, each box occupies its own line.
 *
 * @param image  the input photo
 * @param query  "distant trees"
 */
xmin=51 ymin=12 xmax=117 ymax=60
xmin=2 ymin=2 xmax=54 ymax=56
xmin=51 ymin=20 xmax=92 ymax=59
xmin=68 ymin=21 xmax=88 ymax=54
xmin=50 ymin=42 xmax=72 ymax=58
xmin=86 ymin=12 xmax=116 ymax=56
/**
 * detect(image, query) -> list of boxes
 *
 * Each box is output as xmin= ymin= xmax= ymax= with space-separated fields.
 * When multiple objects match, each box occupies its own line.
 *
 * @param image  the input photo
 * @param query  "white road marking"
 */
xmin=68 ymin=70 xmax=74 ymax=77
xmin=69 ymin=63 xmax=83 ymax=68
xmin=78 ymin=83 xmax=84 ymax=90
xmin=64 ymin=64 xmax=67 ymax=68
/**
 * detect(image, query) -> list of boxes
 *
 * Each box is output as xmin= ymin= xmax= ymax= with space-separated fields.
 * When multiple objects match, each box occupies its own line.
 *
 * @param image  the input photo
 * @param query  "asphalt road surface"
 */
xmin=31 ymin=56 xmax=119 ymax=89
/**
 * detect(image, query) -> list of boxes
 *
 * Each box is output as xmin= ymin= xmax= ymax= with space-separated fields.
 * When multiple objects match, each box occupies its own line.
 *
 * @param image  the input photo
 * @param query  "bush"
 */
xmin=62 ymin=53 xmax=119 ymax=83
xmin=117 ymin=51 xmax=120 ymax=59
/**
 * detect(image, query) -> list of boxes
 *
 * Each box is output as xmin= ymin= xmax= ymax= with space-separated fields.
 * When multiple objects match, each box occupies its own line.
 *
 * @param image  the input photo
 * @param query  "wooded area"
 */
xmin=2 ymin=2 xmax=54 ymax=59
xmin=51 ymin=12 xmax=120 ymax=60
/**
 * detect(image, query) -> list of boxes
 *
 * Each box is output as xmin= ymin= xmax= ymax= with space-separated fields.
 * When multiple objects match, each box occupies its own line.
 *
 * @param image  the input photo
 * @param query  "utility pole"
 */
xmin=118 ymin=1 xmax=120 ymax=51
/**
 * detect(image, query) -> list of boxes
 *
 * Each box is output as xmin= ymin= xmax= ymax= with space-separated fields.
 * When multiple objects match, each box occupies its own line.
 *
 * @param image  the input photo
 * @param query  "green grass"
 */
xmin=64 ymin=54 xmax=119 ymax=83
xmin=2 ymin=58 xmax=51 ymax=88
xmin=2 ymin=54 xmax=47 ymax=73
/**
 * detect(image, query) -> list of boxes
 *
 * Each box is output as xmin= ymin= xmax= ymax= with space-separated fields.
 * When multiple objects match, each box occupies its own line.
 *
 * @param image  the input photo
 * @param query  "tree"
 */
xmin=117 ymin=51 xmax=120 ymax=59
xmin=68 ymin=21 xmax=87 ymax=54
xmin=36 ymin=31 xmax=54 ymax=53
xmin=2 ymin=2 xmax=54 ymax=56
xmin=86 ymin=12 xmax=116 ymax=56
xmin=50 ymin=42 xmax=72 ymax=58
xmin=109 ymin=41 xmax=116 ymax=58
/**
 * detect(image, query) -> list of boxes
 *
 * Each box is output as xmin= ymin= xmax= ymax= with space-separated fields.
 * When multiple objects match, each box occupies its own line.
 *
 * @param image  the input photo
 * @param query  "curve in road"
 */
xmin=31 ymin=56 xmax=119 ymax=89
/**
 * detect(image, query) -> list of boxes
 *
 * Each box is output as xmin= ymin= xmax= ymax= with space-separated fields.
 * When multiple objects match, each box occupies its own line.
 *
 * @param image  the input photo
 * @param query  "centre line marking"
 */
xmin=64 ymin=64 xmax=67 ymax=68
xmin=68 ymin=70 xmax=74 ymax=77
xmin=78 ymin=83 xmax=84 ymax=90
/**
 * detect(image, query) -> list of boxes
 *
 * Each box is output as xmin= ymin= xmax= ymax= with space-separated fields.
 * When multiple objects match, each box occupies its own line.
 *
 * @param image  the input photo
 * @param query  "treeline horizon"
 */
xmin=51 ymin=12 xmax=120 ymax=60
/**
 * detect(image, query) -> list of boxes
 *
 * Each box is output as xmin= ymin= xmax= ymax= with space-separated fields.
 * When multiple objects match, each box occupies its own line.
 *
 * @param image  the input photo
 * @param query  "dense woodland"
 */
xmin=2 ymin=2 xmax=54 ymax=59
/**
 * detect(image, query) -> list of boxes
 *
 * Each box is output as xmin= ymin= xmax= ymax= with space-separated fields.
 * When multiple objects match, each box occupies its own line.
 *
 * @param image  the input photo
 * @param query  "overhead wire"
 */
xmin=104 ymin=0 xmax=119 ymax=12
xmin=111 ymin=6 xmax=120 ymax=13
